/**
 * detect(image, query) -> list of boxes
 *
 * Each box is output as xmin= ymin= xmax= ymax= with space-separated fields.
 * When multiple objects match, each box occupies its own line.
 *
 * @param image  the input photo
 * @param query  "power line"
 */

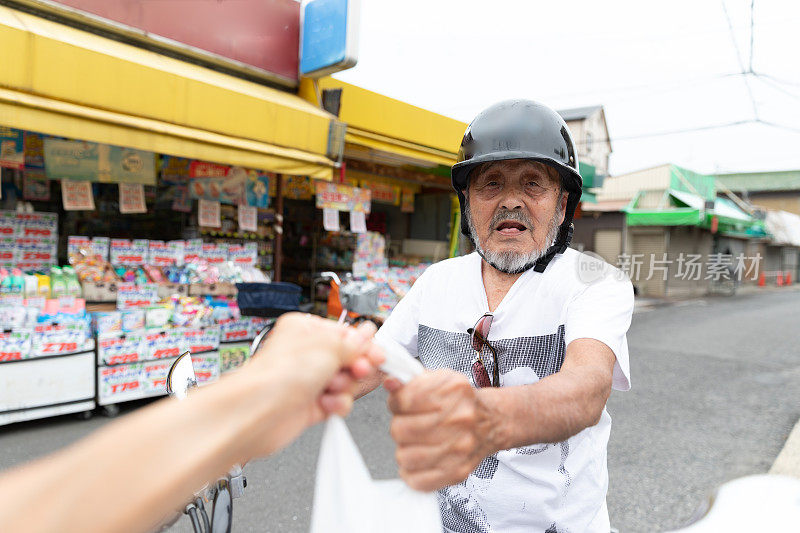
xmin=573 ymin=120 xmax=754 ymax=145
xmin=757 ymin=119 xmax=800 ymax=135
xmin=754 ymin=71 xmax=800 ymax=88
xmin=721 ymin=0 xmax=748 ymax=73
xmin=721 ymin=0 xmax=759 ymax=119
xmin=541 ymin=72 xmax=739 ymax=101
xmin=749 ymin=0 xmax=755 ymax=72
xmin=571 ymin=117 xmax=800 ymax=146
xmin=754 ymin=75 xmax=800 ymax=102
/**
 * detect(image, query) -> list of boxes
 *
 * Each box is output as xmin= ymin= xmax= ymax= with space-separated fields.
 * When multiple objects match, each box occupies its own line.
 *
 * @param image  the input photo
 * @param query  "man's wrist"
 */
xmin=475 ymin=387 xmax=513 ymax=455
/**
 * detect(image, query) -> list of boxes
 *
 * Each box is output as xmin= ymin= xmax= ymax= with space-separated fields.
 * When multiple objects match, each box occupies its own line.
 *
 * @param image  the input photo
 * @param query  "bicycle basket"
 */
xmin=339 ymin=280 xmax=380 ymax=316
xmin=236 ymin=282 xmax=302 ymax=317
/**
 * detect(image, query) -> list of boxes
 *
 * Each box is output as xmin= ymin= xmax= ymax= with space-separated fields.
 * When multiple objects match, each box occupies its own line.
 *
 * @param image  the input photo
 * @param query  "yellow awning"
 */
xmin=300 ymin=78 xmax=466 ymax=168
xmin=345 ymin=130 xmax=458 ymax=168
xmin=0 ymin=7 xmax=334 ymax=180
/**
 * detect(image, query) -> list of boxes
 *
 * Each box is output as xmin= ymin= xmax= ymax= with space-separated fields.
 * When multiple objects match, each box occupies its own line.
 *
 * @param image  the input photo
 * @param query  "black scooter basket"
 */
xmin=236 ymin=282 xmax=302 ymax=317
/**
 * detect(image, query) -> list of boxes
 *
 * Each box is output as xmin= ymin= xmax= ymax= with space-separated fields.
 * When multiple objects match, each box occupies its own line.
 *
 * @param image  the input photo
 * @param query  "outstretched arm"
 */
xmin=386 ymin=338 xmax=615 ymax=491
xmin=0 ymin=315 xmax=383 ymax=533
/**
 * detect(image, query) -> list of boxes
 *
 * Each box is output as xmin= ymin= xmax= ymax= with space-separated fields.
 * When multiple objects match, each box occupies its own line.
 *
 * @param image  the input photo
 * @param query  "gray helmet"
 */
xmin=451 ymin=99 xmax=583 ymax=273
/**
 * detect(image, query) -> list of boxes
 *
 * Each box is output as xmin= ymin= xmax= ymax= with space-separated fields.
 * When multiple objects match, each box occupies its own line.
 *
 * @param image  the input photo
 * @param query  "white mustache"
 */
xmin=490 ymin=210 xmax=532 ymax=230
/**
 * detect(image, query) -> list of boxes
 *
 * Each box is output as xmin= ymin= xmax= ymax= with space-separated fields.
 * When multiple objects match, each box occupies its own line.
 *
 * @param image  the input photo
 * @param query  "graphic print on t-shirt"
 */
xmin=417 ymin=324 xmax=571 ymax=533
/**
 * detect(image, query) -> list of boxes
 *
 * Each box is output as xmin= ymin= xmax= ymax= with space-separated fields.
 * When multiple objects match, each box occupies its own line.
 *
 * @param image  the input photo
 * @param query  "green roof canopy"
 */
xmin=624 ymin=188 xmax=767 ymax=237
xmin=715 ymin=170 xmax=800 ymax=193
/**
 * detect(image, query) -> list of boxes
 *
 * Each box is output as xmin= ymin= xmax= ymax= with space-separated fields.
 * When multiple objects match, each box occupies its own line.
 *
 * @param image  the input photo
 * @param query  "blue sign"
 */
xmin=300 ymin=0 xmax=360 ymax=78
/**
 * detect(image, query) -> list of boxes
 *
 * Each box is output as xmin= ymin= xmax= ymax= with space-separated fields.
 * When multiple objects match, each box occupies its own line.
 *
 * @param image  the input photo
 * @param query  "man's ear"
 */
xmin=559 ymin=192 xmax=568 ymax=225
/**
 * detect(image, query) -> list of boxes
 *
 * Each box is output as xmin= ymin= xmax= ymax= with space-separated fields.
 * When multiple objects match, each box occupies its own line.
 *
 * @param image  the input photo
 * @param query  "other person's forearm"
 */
xmin=0 ymin=370 xmax=286 ymax=533
xmin=355 ymin=371 xmax=384 ymax=399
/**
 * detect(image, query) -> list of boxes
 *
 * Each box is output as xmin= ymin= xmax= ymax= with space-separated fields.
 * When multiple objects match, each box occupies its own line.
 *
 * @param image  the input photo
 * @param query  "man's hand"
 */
xmin=385 ymin=369 xmax=498 ymax=492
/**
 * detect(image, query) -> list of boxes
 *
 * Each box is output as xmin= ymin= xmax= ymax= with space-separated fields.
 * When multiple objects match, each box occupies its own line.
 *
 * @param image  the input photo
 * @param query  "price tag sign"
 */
xmin=148 ymin=240 xmax=175 ymax=266
xmin=119 ymin=183 xmax=147 ymax=214
xmin=168 ymin=240 xmax=185 ymax=266
xmin=228 ymin=243 xmax=258 ymax=266
xmin=111 ymin=239 xmax=148 ymax=266
xmin=92 ymin=237 xmax=110 ymax=260
xmin=61 ymin=179 xmax=95 ymax=211
xmin=15 ymin=236 xmax=57 ymax=267
xmin=198 ymin=198 xmax=221 ymax=228
xmin=0 ymin=212 xmax=16 ymax=237
xmin=238 ymin=204 xmax=258 ymax=232
xmin=116 ymin=283 xmax=159 ymax=309
xmin=350 ymin=210 xmax=367 ymax=233
xmin=219 ymin=318 xmax=252 ymax=342
xmin=184 ymin=239 xmax=203 ymax=264
xmin=202 ymin=243 xmax=228 ymax=264
xmin=323 ymin=208 xmax=340 ymax=232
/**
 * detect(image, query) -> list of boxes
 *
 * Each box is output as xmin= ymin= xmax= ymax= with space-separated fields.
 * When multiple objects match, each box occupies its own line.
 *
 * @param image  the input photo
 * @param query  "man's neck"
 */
xmin=481 ymin=259 xmax=524 ymax=312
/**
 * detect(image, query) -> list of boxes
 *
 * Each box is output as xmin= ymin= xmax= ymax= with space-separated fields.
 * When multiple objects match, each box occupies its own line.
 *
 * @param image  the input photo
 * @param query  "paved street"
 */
xmin=1 ymin=289 xmax=798 ymax=532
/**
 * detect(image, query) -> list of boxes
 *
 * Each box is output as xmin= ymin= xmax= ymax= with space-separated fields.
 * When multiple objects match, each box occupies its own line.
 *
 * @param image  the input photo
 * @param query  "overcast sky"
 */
xmin=334 ymin=0 xmax=800 ymax=176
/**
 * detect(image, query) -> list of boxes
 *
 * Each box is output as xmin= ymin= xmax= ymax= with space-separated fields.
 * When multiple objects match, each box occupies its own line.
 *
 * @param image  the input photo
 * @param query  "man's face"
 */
xmin=466 ymin=159 xmax=567 ymax=273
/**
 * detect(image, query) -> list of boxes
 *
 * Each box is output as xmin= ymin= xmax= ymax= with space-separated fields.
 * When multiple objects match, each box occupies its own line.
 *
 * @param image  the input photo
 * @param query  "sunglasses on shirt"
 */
xmin=467 ymin=312 xmax=500 ymax=388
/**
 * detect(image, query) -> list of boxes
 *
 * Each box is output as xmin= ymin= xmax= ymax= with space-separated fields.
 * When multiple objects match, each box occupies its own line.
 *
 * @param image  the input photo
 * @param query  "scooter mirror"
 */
xmin=166 ymin=351 xmax=197 ymax=400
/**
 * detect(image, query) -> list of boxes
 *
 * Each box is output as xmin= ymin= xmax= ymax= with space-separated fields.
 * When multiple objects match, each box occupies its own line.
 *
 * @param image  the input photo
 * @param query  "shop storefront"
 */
xmin=0 ymin=5 xmax=337 ymax=422
xmin=0 ymin=5 xmax=469 ymax=424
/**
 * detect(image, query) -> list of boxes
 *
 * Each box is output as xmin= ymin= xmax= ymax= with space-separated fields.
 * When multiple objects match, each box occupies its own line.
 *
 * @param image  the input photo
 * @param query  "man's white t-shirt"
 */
xmin=376 ymin=249 xmax=634 ymax=533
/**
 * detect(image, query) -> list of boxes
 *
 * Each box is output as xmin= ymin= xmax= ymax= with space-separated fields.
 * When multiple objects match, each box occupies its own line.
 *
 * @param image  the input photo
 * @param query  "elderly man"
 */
xmin=363 ymin=100 xmax=634 ymax=532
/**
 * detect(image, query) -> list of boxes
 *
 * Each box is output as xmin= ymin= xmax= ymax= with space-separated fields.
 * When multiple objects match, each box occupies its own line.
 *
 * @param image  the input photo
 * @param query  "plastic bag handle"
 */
xmin=373 ymin=336 xmax=425 ymax=384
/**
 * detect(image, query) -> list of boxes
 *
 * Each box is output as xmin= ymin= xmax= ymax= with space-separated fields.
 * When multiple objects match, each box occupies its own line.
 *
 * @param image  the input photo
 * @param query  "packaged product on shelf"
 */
xmin=208 ymin=297 xmax=240 ymax=322
xmin=190 ymin=352 xmax=220 ymax=383
xmin=147 ymin=241 xmax=173 ymax=267
xmin=142 ymin=359 xmax=173 ymax=392
xmin=49 ymin=267 xmax=68 ymax=298
xmin=0 ymin=241 xmax=14 ymax=269
xmin=240 ymin=266 xmax=270 ymax=283
xmin=99 ymin=352 xmax=219 ymax=405
xmin=218 ymin=317 xmax=253 ymax=342
xmin=61 ymin=266 xmax=82 ymax=297
xmin=92 ymin=237 xmax=110 ymax=261
xmin=142 ymin=264 xmax=165 ymax=283
xmin=121 ymin=309 xmax=145 ymax=331
xmin=31 ymin=322 xmax=94 ymax=357
xmin=23 ymin=274 xmax=38 ymax=298
xmin=366 ymin=263 xmax=431 ymax=318
xmin=0 ymin=302 xmax=30 ymax=329
xmin=171 ymin=296 xmax=214 ymax=328
xmin=0 ymin=329 xmax=33 ymax=362
xmin=145 ymin=304 xmax=173 ymax=329
xmin=143 ymin=329 xmax=184 ymax=360
xmin=355 ymin=232 xmax=387 ymax=271
xmin=97 ymin=331 xmax=146 ymax=365
xmin=36 ymin=297 xmax=87 ymax=324
xmin=92 ymin=311 xmax=122 ymax=334
xmin=183 ymin=326 xmax=221 ymax=354
xmin=219 ymin=342 xmax=250 ymax=373
xmin=35 ymin=274 xmax=50 ymax=298
xmin=98 ymin=362 xmax=143 ymax=402
xmin=116 ymin=283 xmax=159 ymax=310
xmin=143 ymin=354 xmax=218 ymax=393
xmin=73 ymin=250 xmax=117 ymax=282
xmin=249 ymin=317 xmax=272 ymax=334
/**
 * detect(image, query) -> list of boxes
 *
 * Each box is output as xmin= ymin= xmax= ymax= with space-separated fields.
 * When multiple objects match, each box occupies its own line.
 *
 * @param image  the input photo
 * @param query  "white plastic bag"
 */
xmin=310 ymin=416 xmax=442 ymax=533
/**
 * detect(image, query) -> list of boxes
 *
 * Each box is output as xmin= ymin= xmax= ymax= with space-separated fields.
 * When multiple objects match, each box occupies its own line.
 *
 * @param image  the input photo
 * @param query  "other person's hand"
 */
xmin=385 ymin=369 xmax=494 ymax=492
xmin=242 ymin=313 xmax=384 ymax=457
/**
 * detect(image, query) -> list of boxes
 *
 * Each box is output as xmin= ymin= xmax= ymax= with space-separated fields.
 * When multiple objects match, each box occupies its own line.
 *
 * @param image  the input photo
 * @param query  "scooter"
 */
xmin=164 ymin=352 xmax=246 ymax=533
